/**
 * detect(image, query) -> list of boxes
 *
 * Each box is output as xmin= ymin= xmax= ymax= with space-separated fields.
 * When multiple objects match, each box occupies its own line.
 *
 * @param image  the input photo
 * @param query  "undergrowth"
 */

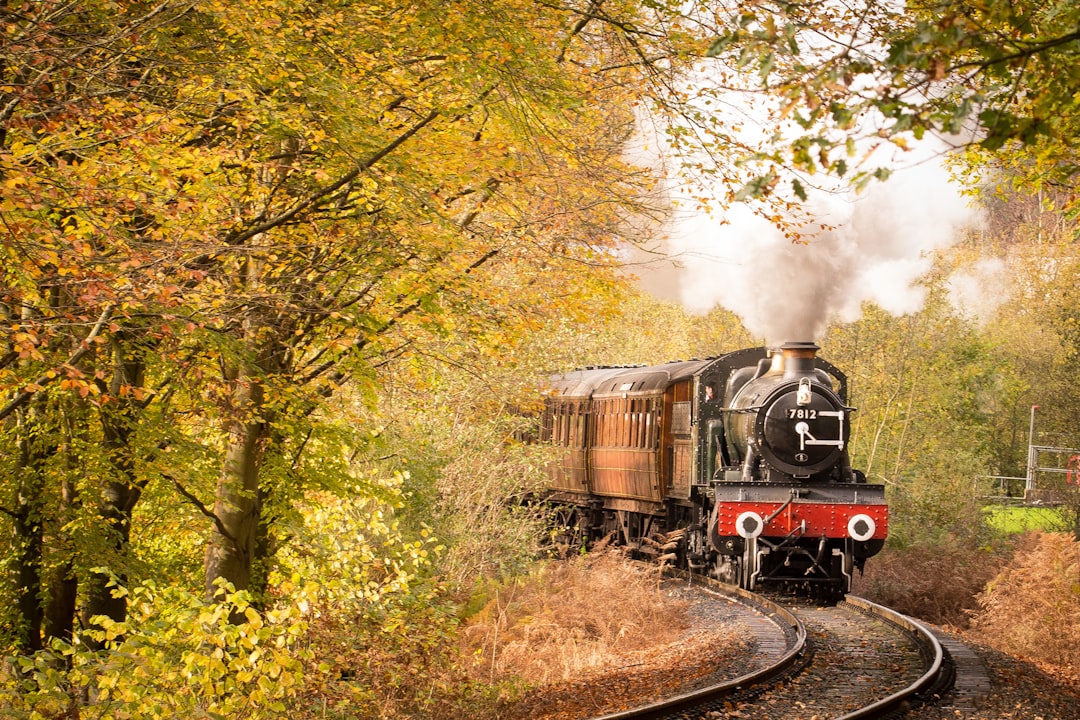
xmin=855 ymin=531 xmax=1080 ymax=684
xmin=969 ymin=532 xmax=1080 ymax=682
xmin=852 ymin=535 xmax=1009 ymax=627
xmin=460 ymin=549 xmax=689 ymax=688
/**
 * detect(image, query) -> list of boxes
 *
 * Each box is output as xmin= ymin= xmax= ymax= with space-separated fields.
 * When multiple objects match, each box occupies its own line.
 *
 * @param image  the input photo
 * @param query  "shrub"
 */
xmin=0 ymin=472 xmax=471 ymax=720
xmin=0 ymin=583 xmax=310 ymax=720
xmin=852 ymin=536 xmax=1008 ymax=626
xmin=970 ymin=532 xmax=1080 ymax=677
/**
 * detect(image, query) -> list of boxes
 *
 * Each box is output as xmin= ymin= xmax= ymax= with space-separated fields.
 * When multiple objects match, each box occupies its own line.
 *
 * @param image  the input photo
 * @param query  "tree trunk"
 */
xmin=204 ymin=246 xmax=288 ymax=605
xmin=11 ymin=404 xmax=55 ymax=652
xmin=82 ymin=334 xmax=146 ymax=634
xmin=204 ymin=368 xmax=268 ymax=598
xmin=43 ymin=562 xmax=77 ymax=645
xmin=43 ymin=472 xmax=78 ymax=646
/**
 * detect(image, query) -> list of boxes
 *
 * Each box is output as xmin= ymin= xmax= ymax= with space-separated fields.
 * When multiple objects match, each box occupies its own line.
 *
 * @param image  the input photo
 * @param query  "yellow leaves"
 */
xmin=58 ymin=377 xmax=98 ymax=399
xmin=3 ymin=174 xmax=27 ymax=191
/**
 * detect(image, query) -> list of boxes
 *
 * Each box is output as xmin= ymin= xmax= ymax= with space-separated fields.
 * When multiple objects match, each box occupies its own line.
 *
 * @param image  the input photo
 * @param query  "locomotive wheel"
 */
xmin=713 ymin=555 xmax=739 ymax=586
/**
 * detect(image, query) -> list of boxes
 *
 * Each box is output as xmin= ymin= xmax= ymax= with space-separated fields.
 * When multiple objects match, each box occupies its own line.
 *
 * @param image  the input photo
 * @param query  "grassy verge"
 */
xmin=460 ymin=550 xmax=689 ymax=687
xmin=984 ymin=504 xmax=1068 ymax=534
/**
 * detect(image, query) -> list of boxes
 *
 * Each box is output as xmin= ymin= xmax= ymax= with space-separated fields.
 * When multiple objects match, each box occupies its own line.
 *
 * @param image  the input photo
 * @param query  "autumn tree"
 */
xmin=3 ymin=0 xmax=749 ymax=652
xmin=170 ymin=0 xmax=694 ymax=599
xmin=0 ymin=0 xmax=215 ymax=648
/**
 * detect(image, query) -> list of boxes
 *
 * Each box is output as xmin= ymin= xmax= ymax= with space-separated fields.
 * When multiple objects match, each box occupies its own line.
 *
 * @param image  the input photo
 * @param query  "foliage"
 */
xmin=697 ymin=0 xmax=1080 ymax=206
xmin=460 ymin=550 xmax=689 ymax=686
xmin=967 ymin=187 xmax=1080 ymax=536
xmin=387 ymin=419 xmax=553 ymax=590
xmin=2 ymin=0 xmax=1076 ymax=712
xmin=276 ymin=478 xmax=443 ymax=613
xmin=2 ymin=0 xmax=730 ymax=657
xmin=0 ymin=465 xmax=469 ymax=719
xmin=0 ymin=583 xmax=310 ymax=720
xmin=853 ymin=538 xmax=1009 ymax=627
xmin=821 ymin=275 xmax=1019 ymax=546
xmin=971 ymin=532 xmax=1080 ymax=678
xmin=274 ymin=478 xmax=472 ymax=720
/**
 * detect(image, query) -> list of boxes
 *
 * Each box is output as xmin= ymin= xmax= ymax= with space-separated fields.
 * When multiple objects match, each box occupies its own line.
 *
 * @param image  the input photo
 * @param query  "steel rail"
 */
xmin=837 ymin=595 xmax=948 ymax=720
xmin=589 ymin=581 xmax=807 ymax=720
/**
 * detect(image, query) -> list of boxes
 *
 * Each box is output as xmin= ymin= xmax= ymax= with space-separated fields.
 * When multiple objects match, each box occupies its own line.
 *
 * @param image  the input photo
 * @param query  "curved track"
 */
xmin=591 ymin=583 xmax=807 ymax=720
xmin=589 ymin=577 xmax=951 ymax=720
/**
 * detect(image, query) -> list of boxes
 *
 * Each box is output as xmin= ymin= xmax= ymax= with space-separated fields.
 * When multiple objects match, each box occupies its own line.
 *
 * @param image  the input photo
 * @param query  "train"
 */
xmin=539 ymin=342 xmax=887 ymax=596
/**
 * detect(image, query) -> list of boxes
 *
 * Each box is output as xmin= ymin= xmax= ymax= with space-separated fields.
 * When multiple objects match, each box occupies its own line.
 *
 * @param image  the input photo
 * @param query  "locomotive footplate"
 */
xmin=712 ymin=483 xmax=886 ymax=505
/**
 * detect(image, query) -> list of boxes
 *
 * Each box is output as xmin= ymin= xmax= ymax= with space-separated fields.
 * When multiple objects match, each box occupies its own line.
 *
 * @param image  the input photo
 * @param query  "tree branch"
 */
xmin=0 ymin=303 xmax=114 ymax=422
xmin=165 ymin=472 xmax=237 ymax=543
xmin=954 ymin=29 xmax=1080 ymax=74
xmin=223 ymin=109 xmax=441 ymax=247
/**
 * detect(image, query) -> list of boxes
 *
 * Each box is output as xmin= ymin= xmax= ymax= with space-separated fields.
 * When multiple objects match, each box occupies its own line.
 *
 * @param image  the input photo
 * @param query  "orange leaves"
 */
xmin=11 ymin=331 xmax=45 ymax=362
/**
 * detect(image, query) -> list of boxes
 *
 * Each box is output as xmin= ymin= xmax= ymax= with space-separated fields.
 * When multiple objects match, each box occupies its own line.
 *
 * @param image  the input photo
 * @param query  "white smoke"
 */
xmin=634 ymin=141 xmax=981 ymax=343
xmin=947 ymin=257 xmax=1010 ymax=326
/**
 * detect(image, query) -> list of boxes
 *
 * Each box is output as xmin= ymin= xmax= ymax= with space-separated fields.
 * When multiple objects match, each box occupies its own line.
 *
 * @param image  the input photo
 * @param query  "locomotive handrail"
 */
xmin=836 ymin=595 xmax=947 ymax=720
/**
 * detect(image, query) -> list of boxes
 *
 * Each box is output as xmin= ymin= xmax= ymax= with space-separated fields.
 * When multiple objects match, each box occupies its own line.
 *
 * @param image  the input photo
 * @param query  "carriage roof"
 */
xmin=546 ymin=358 xmax=718 ymax=398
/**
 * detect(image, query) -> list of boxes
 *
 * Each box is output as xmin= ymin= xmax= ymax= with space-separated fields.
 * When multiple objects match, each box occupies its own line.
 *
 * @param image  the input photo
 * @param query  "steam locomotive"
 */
xmin=540 ymin=342 xmax=887 ymax=596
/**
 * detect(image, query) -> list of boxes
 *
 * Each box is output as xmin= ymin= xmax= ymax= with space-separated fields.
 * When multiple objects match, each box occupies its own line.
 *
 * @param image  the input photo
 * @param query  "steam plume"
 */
xmin=635 ymin=146 xmax=980 ymax=343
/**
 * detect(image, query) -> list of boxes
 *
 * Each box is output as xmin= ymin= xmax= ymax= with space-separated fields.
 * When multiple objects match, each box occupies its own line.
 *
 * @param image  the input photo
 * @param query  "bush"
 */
xmin=970 ymin=532 xmax=1080 ymax=678
xmin=0 ymin=583 xmax=310 ymax=720
xmin=0 ymin=473 xmax=475 ymax=720
xmin=852 ymin=536 xmax=1008 ymax=626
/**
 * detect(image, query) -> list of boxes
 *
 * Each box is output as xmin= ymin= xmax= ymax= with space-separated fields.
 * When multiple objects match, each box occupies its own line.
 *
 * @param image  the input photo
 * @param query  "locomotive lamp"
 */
xmin=796 ymin=377 xmax=813 ymax=405
xmin=848 ymin=514 xmax=877 ymax=542
xmin=736 ymin=511 xmax=765 ymax=539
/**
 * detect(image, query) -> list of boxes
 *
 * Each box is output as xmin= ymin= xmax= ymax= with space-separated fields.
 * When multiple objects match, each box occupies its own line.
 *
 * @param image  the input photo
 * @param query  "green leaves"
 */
xmin=0 ymin=583 xmax=312 ymax=719
xmin=734 ymin=171 xmax=779 ymax=201
xmin=698 ymin=0 xmax=1080 ymax=205
xmin=977 ymin=109 xmax=1051 ymax=150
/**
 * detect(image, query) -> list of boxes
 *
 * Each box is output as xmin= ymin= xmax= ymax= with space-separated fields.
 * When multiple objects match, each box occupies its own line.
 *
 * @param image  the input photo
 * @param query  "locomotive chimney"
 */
xmin=781 ymin=341 xmax=819 ymax=378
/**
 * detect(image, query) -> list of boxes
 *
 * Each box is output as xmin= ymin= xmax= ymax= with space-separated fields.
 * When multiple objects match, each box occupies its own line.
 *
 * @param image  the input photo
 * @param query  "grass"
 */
xmin=984 ymin=504 xmax=1068 ymax=534
xmin=460 ymin=549 xmax=690 ymax=687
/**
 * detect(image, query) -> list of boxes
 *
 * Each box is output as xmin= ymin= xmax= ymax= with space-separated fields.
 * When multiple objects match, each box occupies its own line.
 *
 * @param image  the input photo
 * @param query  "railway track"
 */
xmin=590 ymin=576 xmax=952 ymax=720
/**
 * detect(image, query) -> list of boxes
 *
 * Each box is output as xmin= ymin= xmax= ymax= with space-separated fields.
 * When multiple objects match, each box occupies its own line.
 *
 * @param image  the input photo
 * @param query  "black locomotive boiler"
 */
xmin=540 ymin=342 xmax=887 ymax=596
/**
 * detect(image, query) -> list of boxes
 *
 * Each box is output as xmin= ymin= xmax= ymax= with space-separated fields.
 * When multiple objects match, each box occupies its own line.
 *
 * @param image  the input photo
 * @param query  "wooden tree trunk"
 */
xmin=203 ymin=238 xmax=290 ymax=603
xmin=204 ymin=314 xmax=283 ymax=599
xmin=82 ymin=334 xmax=146 ymax=634
xmin=11 ymin=404 xmax=55 ymax=652
xmin=204 ymin=391 xmax=267 ymax=597
xmin=43 ymin=473 xmax=78 ymax=646
xmin=44 ymin=565 xmax=77 ymax=645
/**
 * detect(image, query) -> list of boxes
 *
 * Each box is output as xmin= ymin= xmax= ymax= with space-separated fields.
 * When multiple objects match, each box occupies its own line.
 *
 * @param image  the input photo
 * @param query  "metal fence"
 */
xmin=977 ymin=446 xmax=1080 ymax=505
